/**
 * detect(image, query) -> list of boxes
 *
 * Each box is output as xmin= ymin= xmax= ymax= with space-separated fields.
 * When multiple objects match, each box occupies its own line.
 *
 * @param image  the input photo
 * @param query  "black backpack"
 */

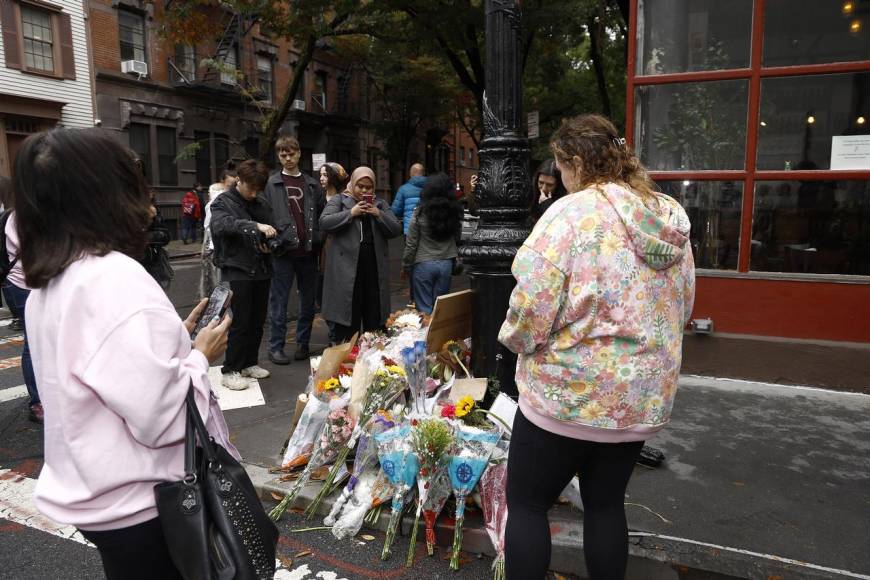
xmin=0 ymin=209 xmax=18 ymax=285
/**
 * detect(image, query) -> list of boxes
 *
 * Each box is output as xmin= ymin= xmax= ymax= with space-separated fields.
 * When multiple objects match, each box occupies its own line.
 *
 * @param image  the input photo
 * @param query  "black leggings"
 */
xmin=505 ymin=409 xmax=643 ymax=580
xmin=79 ymin=518 xmax=183 ymax=580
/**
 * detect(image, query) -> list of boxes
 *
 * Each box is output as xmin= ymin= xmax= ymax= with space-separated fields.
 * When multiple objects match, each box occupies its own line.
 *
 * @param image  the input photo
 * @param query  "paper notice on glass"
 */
xmin=830 ymin=136 xmax=870 ymax=170
xmin=487 ymin=393 xmax=518 ymax=437
xmin=312 ymin=153 xmax=327 ymax=171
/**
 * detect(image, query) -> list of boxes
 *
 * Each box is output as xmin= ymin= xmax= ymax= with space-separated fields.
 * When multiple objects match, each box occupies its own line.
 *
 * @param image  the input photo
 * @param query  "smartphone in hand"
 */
xmin=362 ymin=193 xmax=374 ymax=205
xmin=191 ymin=285 xmax=233 ymax=339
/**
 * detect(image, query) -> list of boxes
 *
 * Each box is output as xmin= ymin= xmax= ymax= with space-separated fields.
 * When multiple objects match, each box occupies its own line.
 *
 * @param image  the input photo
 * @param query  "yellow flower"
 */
xmin=455 ymin=396 xmax=475 ymax=418
xmin=323 ymin=377 xmax=341 ymax=391
xmin=386 ymin=365 xmax=406 ymax=377
xmin=579 ymin=401 xmax=605 ymax=421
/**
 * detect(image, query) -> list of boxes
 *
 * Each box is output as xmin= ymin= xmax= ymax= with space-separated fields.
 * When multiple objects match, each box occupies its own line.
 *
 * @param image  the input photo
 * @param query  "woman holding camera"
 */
xmin=209 ymin=160 xmax=276 ymax=391
xmin=320 ymin=166 xmax=402 ymax=342
xmin=15 ymin=128 xmax=233 ymax=580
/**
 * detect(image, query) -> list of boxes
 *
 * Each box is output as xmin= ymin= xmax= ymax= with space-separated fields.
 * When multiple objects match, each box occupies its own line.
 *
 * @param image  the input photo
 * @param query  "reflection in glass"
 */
xmin=758 ymin=73 xmax=870 ymax=170
xmin=752 ymin=180 xmax=870 ymax=275
xmin=657 ymin=180 xmax=743 ymax=270
xmin=764 ymin=0 xmax=870 ymax=67
xmin=636 ymin=0 xmax=752 ymax=75
xmin=636 ymin=80 xmax=748 ymax=171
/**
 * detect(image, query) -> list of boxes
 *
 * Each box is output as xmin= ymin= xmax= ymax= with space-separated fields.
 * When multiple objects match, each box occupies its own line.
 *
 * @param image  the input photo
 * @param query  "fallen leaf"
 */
xmin=270 ymin=492 xmax=285 ymax=501
xmin=295 ymin=550 xmax=312 ymax=558
xmin=554 ymin=574 xmax=568 ymax=580
xmin=360 ymin=534 xmax=376 ymax=541
xmin=278 ymin=556 xmax=293 ymax=569
xmin=734 ymin=481 xmax=745 ymax=487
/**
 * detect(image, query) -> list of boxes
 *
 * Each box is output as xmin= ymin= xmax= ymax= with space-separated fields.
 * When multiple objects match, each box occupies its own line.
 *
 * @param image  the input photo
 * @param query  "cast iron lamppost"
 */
xmin=459 ymin=0 xmax=532 ymax=397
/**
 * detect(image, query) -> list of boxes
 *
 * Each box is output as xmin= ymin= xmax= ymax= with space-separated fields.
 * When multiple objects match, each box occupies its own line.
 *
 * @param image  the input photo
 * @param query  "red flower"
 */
xmin=441 ymin=404 xmax=456 ymax=419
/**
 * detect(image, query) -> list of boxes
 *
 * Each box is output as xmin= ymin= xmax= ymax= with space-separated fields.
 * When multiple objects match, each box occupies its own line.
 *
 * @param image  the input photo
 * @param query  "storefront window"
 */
xmin=751 ymin=180 xmax=870 ymax=275
xmin=635 ymin=80 xmax=748 ymax=171
xmin=764 ymin=0 xmax=870 ymax=67
xmin=757 ymin=73 xmax=870 ymax=171
xmin=636 ymin=0 xmax=752 ymax=75
xmin=657 ymin=180 xmax=743 ymax=270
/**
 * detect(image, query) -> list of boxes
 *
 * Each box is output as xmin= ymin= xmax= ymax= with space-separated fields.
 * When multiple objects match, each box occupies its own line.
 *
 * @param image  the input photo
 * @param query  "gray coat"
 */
xmin=319 ymin=193 xmax=402 ymax=327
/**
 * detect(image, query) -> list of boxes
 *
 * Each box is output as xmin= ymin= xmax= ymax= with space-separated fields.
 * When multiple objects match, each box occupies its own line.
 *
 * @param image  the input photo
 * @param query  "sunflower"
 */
xmin=385 ymin=364 xmax=406 ymax=377
xmin=323 ymin=377 xmax=341 ymax=391
xmin=455 ymin=395 xmax=475 ymax=418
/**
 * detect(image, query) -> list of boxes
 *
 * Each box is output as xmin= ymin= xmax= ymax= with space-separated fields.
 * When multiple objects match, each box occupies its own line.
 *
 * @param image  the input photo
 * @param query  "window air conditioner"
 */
xmin=292 ymin=99 xmax=306 ymax=111
xmin=121 ymin=60 xmax=148 ymax=77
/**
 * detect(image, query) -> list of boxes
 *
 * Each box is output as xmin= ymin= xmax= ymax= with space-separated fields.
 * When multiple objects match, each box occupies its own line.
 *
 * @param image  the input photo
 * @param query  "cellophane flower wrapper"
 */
xmin=270 ymin=392 xmax=350 ymax=521
xmin=280 ymin=391 xmax=328 ymax=469
xmin=303 ymin=398 xmax=356 ymax=518
xmin=447 ymin=425 xmax=501 ymax=569
xmin=329 ymin=463 xmax=381 ymax=540
xmin=324 ymin=412 xmax=395 ymax=526
xmin=375 ymin=424 xmax=420 ymax=560
xmin=480 ymin=460 xmax=509 ymax=580
xmin=420 ymin=467 xmax=451 ymax=556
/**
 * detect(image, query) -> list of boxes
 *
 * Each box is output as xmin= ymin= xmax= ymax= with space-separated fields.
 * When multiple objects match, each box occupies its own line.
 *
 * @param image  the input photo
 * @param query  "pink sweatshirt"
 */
xmin=27 ymin=251 xmax=233 ymax=531
xmin=5 ymin=212 xmax=28 ymax=290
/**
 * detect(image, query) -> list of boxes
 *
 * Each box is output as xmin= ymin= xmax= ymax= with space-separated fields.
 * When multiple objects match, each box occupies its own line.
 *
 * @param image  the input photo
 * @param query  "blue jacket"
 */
xmin=391 ymin=175 xmax=426 ymax=234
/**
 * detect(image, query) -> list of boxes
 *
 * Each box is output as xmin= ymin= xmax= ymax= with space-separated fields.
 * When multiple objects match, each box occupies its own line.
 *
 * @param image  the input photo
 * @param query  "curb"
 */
xmin=244 ymin=462 xmax=856 ymax=580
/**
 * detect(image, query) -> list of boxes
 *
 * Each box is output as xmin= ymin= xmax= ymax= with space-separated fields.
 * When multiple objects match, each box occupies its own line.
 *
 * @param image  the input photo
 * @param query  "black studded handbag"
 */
xmin=154 ymin=386 xmax=278 ymax=580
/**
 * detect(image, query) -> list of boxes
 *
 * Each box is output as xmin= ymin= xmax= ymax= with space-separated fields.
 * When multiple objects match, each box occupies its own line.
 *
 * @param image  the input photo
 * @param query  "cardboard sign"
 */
xmin=426 ymin=289 xmax=472 ymax=353
xmin=313 ymin=333 xmax=357 ymax=385
xmin=449 ymin=378 xmax=488 ymax=403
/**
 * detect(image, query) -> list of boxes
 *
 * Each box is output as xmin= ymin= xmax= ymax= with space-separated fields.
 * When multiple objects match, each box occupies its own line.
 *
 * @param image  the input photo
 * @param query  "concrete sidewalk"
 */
xmin=227 ymin=318 xmax=870 ymax=579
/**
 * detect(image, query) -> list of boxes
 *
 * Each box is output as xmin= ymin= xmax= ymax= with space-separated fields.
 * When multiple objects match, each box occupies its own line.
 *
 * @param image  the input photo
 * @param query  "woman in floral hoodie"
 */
xmin=499 ymin=114 xmax=695 ymax=580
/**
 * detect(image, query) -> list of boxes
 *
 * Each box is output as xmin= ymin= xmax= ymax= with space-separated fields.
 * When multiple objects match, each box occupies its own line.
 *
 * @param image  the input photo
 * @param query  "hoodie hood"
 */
xmin=598 ymin=183 xmax=691 ymax=270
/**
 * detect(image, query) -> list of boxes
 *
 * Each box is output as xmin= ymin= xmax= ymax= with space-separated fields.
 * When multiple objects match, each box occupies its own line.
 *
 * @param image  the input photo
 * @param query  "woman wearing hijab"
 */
xmin=319 ymin=167 xmax=402 ymax=342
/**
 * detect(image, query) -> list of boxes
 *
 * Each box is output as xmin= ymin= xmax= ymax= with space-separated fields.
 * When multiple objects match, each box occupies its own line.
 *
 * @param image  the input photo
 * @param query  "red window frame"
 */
xmin=626 ymin=0 xmax=870 ymax=273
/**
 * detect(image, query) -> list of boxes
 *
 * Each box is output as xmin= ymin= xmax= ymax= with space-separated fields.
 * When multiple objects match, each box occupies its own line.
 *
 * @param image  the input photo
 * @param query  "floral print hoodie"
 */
xmin=498 ymin=183 xmax=695 ymax=442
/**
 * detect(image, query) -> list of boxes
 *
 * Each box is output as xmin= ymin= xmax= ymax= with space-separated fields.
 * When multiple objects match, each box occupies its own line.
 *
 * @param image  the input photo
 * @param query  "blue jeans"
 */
xmin=180 ymin=216 xmax=197 ymax=243
xmin=269 ymin=255 xmax=317 ymax=352
xmin=2 ymin=284 xmax=39 ymax=405
xmin=411 ymin=259 xmax=453 ymax=315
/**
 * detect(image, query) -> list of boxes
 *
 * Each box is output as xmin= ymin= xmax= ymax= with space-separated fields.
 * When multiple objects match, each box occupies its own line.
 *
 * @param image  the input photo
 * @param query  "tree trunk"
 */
xmin=587 ymin=12 xmax=611 ymax=119
xmin=258 ymin=35 xmax=317 ymax=162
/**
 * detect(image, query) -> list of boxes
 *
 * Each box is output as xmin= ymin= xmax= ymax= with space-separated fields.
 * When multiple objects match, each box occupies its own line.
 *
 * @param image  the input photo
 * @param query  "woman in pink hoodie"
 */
xmin=13 ymin=128 xmax=233 ymax=580
xmin=499 ymin=114 xmax=695 ymax=580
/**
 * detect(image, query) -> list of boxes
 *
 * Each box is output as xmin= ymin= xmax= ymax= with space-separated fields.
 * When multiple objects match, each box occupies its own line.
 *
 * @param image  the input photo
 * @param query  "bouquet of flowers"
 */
xmin=323 ymin=411 xmax=395 ymax=526
xmin=385 ymin=308 xmax=429 ymax=334
xmin=280 ymin=392 xmax=328 ymax=470
xmin=406 ymin=418 xmax=454 ymax=566
xmin=270 ymin=395 xmax=353 ymax=522
xmin=479 ymin=455 xmax=509 ymax=580
xmin=447 ymin=425 xmax=501 ymax=570
xmin=375 ymin=424 xmax=420 ymax=561
xmin=307 ymin=363 xmax=408 ymax=519
xmin=401 ymin=341 xmax=429 ymax=415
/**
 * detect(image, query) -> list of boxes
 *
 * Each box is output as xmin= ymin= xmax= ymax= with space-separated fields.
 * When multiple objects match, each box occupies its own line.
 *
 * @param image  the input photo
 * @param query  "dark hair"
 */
xmin=530 ymin=159 xmax=568 ymax=218
xmin=550 ymin=114 xmax=655 ymax=200
xmin=236 ymin=159 xmax=268 ymax=191
xmin=321 ymin=163 xmax=348 ymax=192
xmin=13 ymin=128 xmax=151 ymax=288
xmin=419 ymin=173 xmax=462 ymax=242
xmin=0 ymin=175 xmax=12 ymax=207
xmin=218 ymin=169 xmax=237 ymax=182
xmin=275 ymin=135 xmax=300 ymax=152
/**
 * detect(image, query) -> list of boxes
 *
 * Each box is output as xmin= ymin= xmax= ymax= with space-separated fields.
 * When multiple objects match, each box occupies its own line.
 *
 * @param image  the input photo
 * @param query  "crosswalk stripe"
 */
xmin=0 ymin=385 xmax=27 ymax=403
xmin=0 ymin=335 xmax=23 ymax=347
xmin=0 ymin=357 xmax=21 ymax=370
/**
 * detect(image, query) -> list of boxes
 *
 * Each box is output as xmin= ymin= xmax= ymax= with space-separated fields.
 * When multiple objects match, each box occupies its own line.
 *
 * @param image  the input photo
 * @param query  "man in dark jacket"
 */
xmin=262 ymin=135 xmax=325 ymax=364
xmin=210 ymin=160 xmax=276 ymax=390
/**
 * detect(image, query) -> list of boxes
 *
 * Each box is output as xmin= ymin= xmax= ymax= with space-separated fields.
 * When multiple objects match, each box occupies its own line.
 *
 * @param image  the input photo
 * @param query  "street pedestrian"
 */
xmin=317 ymin=162 xmax=348 ymax=345
xmin=391 ymin=163 xmax=426 ymax=306
xmin=0 ymin=177 xmax=40 ymax=423
xmin=210 ymin=159 xmax=276 ymax=391
xmin=499 ymin=114 xmax=696 ymax=580
xmin=530 ymin=158 xmax=568 ymax=223
xmin=180 ymin=185 xmax=202 ymax=243
xmin=199 ymin=169 xmax=237 ymax=298
xmin=320 ymin=166 xmax=402 ymax=343
xmin=263 ymin=136 xmax=325 ymax=365
xmin=401 ymin=173 xmax=463 ymax=314
xmin=13 ymin=127 xmax=235 ymax=580
xmin=141 ymin=188 xmax=173 ymax=289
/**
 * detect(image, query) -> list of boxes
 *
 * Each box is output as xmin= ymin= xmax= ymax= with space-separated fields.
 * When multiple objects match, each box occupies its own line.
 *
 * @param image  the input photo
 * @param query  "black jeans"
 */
xmin=333 ymin=243 xmax=382 ymax=343
xmin=505 ymin=409 xmax=643 ymax=580
xmin=79 ymin=518 xmax=183 ymax=580
xmin=223 ymin=278 xmax=271 ymax=373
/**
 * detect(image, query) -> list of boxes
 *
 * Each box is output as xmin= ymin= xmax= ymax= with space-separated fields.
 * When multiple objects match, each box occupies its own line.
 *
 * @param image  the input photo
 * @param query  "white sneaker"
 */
xmin=240 ymin=365 xmax=270 ymax=379
xmin=223 ymin=372 xmax=251 ymax=391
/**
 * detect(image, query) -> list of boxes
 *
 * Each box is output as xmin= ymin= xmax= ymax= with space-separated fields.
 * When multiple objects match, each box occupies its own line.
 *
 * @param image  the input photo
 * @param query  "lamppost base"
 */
xmin=468 ymin=270 xmax=519 ymax=397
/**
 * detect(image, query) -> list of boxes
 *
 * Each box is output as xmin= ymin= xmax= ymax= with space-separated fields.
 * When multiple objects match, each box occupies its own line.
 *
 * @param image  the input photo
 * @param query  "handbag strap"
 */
xmin=185 ymin=386 xmax=218 ymax=466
